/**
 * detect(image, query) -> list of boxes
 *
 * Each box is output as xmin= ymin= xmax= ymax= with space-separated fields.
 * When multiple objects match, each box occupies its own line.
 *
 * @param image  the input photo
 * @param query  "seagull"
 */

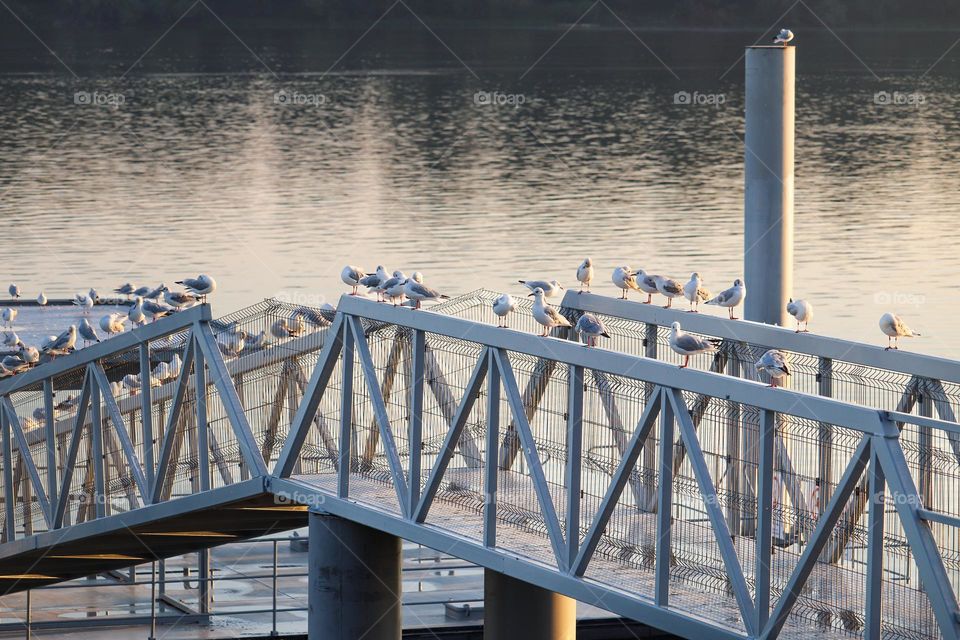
xmin=0 ymin=355 xmax=29 ymax=375
xmin=153 ymin=360 xmax=172 ymax=381
xmin=246 ymin=330 xmax=272 ymax=350
xmin=405 ymin=273 xmax=449 ymax=309
xmin=114 ymin=283 xmax=137 ymax=299
xmin=786 ymin=298 xmax=813 ymax=333
xmin=168 ymin=353 xmax=182 ymax=379
xmin=576 ymin=313 xmax=609 ymax=347
xmin=142 ymin=284 xmax=165 ymax=300
xmin=88 ymin=288 xmax=100 ymax=304
xmin=683 ymin=273 xmax=711 ymax=312
xmin=271 ymin=318 xmax=298 ymax=339
xmin=163 ymin=288 xmax=198 ymax=310
xmin=122 ymin=374 xmax=141 ymax=394
xmin=287 ymin=313 xmax=307 ymax=337
xmin=669 ymin=321 xmax=719 ymax=368
xmin=78 ymin=318 xmax=100 ymax=346
xmin=773 ymin=28 xmax=794 ymax=45
xmin=2 ymin=332 xmax=21 ymax=348
xmin=2 ymin=308 xmax=16 ymax=328
xmin=42 ymin=326 xmax=77 ymax=357
xmin=360 ymin=266 xmax=390 ymax=301
xmin=99 ymin=313 xmax=127 ymax=336
xmin=291 ymin=307 xmax=330 ymax=328
xmin=705 ymin=279 xmax=746 ymax=320
xmin=519 ymin=279 xmax=563 ymax=298
xmin=756 ymin=349 xmax=791 ymax=387
xmin=36 ymin=292 xmax=47 ymax=308
xmin=612 ymin=266 xmax=642 ymax=300
xmin=654 ymin=275 xmax=685 ymax=309
xmin=341 ymin=266 xmax=367 ymax=296
xmin=576 ymin=258 xmax=594 ymax=293
xmin=8 ymin=284 xmax=19 ymax=299
xmin=175 ymin=274 xmax=217 ymax=302
xmin=18 ymin=345 xmax=39 ymax=364
xmin=879 ymin=313 xmax=921 ymax=350
xmin=492 ymin=293 xmax=516 ymax=328
xmin=73 ymin=294 xmax=94 ymax=314
xmin=529 ymin=288 xmax=572 ymax=337
xmin=218 ymin=329 xmax=247 ymax=358
xmin=634 ymin=270 xmax=660 ymax=304
xmin=55 ymin=394 xmax=79 ymax=412
xmin=381 ymin=272 xmax=408 ymax=306
xmin=128 ymin=296 xmax=146 ymax=326
xmin=143 ymin=299 xmax=173 ymax=322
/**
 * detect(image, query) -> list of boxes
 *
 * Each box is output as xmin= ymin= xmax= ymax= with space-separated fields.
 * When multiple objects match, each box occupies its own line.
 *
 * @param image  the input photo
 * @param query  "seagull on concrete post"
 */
xmin=773 ymin=28 xmax=794 ymax=45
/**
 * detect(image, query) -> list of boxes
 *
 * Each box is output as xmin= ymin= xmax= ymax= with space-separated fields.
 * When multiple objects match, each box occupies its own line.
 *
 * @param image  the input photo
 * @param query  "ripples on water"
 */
xmin=0 ymin=26 xmax=958 ymax=354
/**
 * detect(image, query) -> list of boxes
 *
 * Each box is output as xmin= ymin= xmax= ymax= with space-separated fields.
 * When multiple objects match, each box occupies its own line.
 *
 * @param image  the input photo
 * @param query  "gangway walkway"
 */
xmin=0 ymin=291 xmax=957 ymax=640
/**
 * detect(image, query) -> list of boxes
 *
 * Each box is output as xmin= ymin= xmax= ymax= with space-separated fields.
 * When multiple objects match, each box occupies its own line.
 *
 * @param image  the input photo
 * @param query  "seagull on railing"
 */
xmin=143 ymin=299 xmax=173 ymax=323
xmin=492 ymin=293 xmax=516 ymax=328
xmin=8 ymin=284 xmax=19 ymax=299
xmin=19 ymin=345 xmax=39 ymax=364
xmin=341 ymin=266 xmax=367 ymax=296
xmin=773 ymin=28 xmax=794 ymax=45
xmin=530 ymin=288 xmax=572 ymax=337
xmin=88 ymin=288 xmax=100 ymax=304
xmin=786 ymin=298 xmax=813 ymax=333
xmin=634 ymin=270 xmax=660 ymax=304
xmin=41 ymin=325 xmax=77 ymax=357
xmin=2 ymin=308 xmax=17 ymax=329
xmin=162 ymin=287 xmax=198 ymax=310
xmin=360 ymin=266 xmax=390 ymax=301
xmin=2 ymin=332 xmax=21 ymax=348
xmin=879 ymin=312 xmax=921 ymax=350
xmin=705 ymin=279 xmax=746 ymax=320
xmin=683 ymin=273 xmax=711 ymax=312
xmin=218 ymin=329 xmax=247 ymax=358
xmin=0 ymin=354 xmax=30 ymax=374
xmin=79 ymin=318 xmax=100 ymax=346
xmin=99 ymin=313 xmax=127 ymax=336
xmin=756 ymin=349 xmax=791 ymax=387
xmin=669 ymin=321 xmax=719 ymax=368
xmin=576 ymin=313 xmax=609 ymax=347
xmin=128 ymin=296 xmax=146 ymax=326
xmin=113 ymin=283 xmax=137 ymax=299
xmin=382 ymin=272 xmax=408 ymax=306
xmin=576 ymin=258 xmax=593 ymax=293
xmin=36 ymin=292 xmax=47 ymax=309
xmin=175 ymin=274 xmax=217 ymax=303
xmin=246 ymin=329 xmax=272 ymax=350
xmin=405 ymin=273 xmax=449 ymax=309
xmin=612 ymin=266 xmax=642 ymax=300
xmin=519 ymin=279 xmax=563 ymax=298
xmin=73 ymin=293 xmax=94 ymax=314
xmin=654 ymin=275 xmax=685 ymax=309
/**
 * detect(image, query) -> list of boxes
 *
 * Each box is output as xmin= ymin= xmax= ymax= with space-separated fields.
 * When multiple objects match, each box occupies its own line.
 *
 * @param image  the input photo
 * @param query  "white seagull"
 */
xmin=381 ymin=272 xmax=408 ymax=306
xmin=73 ymin=293 xmax=94 ymax=314
xmin=519 ymin=279 xmax=563 ymax=298
xmin=668 ymin=321 xmax=719 ymax=368
xmin=36 ymin=292 xmax=47 ymax=308
xmin=756 ymin=349 xmax=791 ymax=387
xmin=612 ymin=266 xmax=642 ymax=300
xmin=78 ymin=318 xmax=100 ymax=346
xmin=773 ymin=28 xmax=794 ymax=45
xmin=176 ymin=274 xmax=217 ymax=302
xmin=683 ymin=273 xmax=711 ymax=312
xmin=492 ymin=293 xmax=516 ymax=328
xmin=654 ymin=275 xmax=685 ymax=309
xmin=8 ymin=284 xmax=19 ymax=299
xmin=576 ymin=258 xmax=594 ymax=293
xmin=218 ymin=329 xmax=247 ymax=358
xmin=2 ymin=332 xmax=21 ymax=348
xmin=879 ymin=313 xmax=921 ymax=350
xmin=143 ymin=300 xmax=173 ymax=322
xmin=2 ymin=308 xmax=16 ymax=328
xmin=529 ymin=288 xmax=572 ymax=337
xmin=360 ymin=266 xmax=390 ymax=301
xmin=634 ymin=269 xmax=661 ymax=304
xmin=405 ymin=273 xmax=449 ymax=309
xmin=99 ymin=313 xmax=127 ymax=336
xmin=162 ymin=288 xmax=198 ymax=310
xmin=42 ymin=326 xmax=77 ymax=357
xmin=786 ymin=298 xmax=813 ymax=333
xmin=341 ymin=265 xmax=367 ymax=296
xmin=114 ymin=283 xmax=137 ymax=299
xmin=128 ymin=296 xmax=147 ymax=326
xmin=575 ymin=313 xmax=609 ymax=347
xmin=705 ymin=279 xmax=746 ymax=320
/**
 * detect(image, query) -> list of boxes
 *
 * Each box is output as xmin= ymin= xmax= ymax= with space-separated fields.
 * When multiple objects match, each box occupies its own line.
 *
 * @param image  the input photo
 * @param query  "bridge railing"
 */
xmin=274 ymin=294 xmax=960 ymax=640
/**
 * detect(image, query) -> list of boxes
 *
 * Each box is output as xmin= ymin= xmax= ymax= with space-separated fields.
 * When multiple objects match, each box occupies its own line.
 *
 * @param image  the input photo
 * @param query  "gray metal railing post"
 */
xmin=654 ymin=390 xmax=674 ymax=607
xmin=2 ymin=406 xmax=14 ymax=541
xmin=43 ymin=379 xmax=56 ymax=512
xmin=195 ymin=338 xmax=210 ymax=492
xmin=149 ymin=561 xmax=157 ymax=640
xmin=90 ymin=370 xmax=106 ymax=519
xmin=271 ymin=539 xmax=279 ymax=637
xmin=139 ymin=342 xmax=155 ymax=491
xmin=25 ymin=589 xmax=31 ymax=640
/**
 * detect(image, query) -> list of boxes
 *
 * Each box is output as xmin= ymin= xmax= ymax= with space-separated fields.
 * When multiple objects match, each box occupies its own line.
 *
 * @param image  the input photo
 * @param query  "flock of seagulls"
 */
xmin=341 ymin=256 xmax=924 ymax=387
xmin=0 ymin=275 xmax=217 ymax=379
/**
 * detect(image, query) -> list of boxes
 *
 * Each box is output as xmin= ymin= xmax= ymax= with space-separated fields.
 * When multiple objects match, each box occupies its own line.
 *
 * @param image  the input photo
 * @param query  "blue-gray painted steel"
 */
xmin=755 ymin=409 xmax=775 ymax=631
xmin=484 ymin=349 xmax=499 ymax=548
xmin=151 ymin=336 xmax=196 ymax=504
xmin=654 ymin=391 xmax=674 ymax=608
xmin=3 ymin=400 xmax=52 ymax=526
xmin=90 ymin=364 xmax=149 ymax=504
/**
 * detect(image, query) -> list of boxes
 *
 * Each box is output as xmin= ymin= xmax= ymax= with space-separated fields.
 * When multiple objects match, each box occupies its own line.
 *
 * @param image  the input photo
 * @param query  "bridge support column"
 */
xmin=483 ymin=569 xmax=576 ymax=640
xmin=308 ymin=512 xmax=402 ymax=640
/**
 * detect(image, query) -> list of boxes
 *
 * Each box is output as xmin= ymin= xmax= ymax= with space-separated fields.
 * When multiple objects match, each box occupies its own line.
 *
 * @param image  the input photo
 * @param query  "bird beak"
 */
xmin=527 ymin=293 xmax=534 ymax=297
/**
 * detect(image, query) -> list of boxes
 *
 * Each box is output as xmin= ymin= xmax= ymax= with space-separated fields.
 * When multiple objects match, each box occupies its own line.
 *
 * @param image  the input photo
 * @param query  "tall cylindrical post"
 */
xmin=483 ymin=569 xmax=576 ymax=640
xmin=744 ymin=45 xmax=795 ymax=327
xmin=308 ymin=512 xmax=402 ymax=640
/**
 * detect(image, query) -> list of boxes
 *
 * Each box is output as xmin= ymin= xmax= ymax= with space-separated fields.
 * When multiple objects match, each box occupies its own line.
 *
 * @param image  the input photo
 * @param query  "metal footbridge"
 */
xmin=0 ymin=290 xmax=958 ymax=640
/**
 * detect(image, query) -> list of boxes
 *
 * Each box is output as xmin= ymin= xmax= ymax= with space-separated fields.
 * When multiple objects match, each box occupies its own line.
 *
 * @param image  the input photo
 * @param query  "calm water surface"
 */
xmin=1 ymin=24 xmax=958 ymax=355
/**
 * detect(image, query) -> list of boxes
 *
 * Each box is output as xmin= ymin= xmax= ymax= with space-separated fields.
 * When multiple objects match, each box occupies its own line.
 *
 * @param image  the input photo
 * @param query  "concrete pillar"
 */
xmin=308 ymin=512 xmax=402 ymax=640
xmin=484 ymin=569 xmax=576 ymax=640
xmin=744 ymin=45 xmax=795 ymax=327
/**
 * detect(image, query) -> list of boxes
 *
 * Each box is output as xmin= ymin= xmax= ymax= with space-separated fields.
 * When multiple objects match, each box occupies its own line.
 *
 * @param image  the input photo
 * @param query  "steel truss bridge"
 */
xmin=0 ymin=290 xmax=958 ymax=640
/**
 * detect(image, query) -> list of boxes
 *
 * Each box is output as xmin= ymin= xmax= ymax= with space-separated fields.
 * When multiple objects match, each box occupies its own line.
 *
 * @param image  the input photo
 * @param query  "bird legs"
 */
xmin=579 ymin=284 xmax=589 ymax=294
xmin=795 ymin=321 xmax=809 ymax=333
xmin=678 ymin=355 xmax=690 ymax=369
xmin=644 ymin=293 xmax=652 ymax=304
xmin=663 ymin=298 xmax=673 ymax=309
xmin=728 ymin=308 xmax=738 ymax=320
xmin=350 ymin=285 xmax=359 ymax=295
xmin=885 ymin=336 xmax=898 ymax=350
xmin=620 ymin=289 xmax=628 ymax=300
